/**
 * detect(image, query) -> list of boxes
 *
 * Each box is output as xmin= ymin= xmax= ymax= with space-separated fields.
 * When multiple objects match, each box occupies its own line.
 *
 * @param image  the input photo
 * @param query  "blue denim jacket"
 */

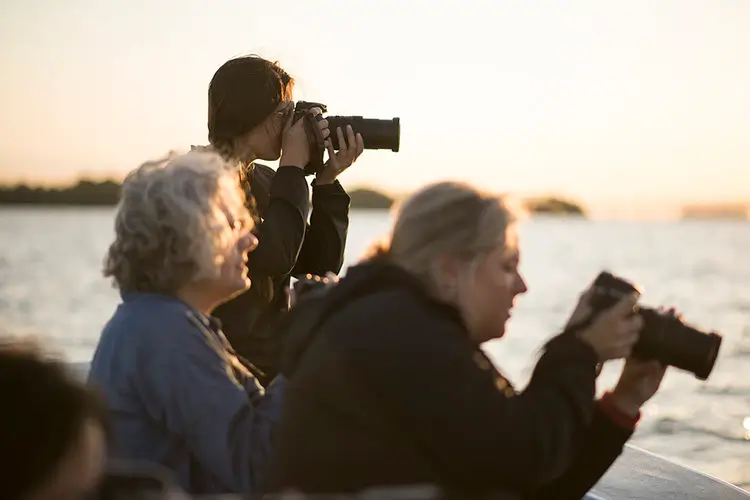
xmin=88 ymin=292 xmax=285 ymax=495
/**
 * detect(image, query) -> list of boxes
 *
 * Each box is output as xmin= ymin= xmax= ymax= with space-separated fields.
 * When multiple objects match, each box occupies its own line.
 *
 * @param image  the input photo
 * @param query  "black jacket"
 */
xmin=212 ymin=164 xmax=350 ymax=386
xmin=268 ymin=259 xmax=634 ymax=499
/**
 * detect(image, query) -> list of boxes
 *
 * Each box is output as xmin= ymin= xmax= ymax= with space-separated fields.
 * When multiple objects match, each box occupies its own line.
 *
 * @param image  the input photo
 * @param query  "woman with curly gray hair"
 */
xmin=88 ymin=150 xmax=281 ymax=496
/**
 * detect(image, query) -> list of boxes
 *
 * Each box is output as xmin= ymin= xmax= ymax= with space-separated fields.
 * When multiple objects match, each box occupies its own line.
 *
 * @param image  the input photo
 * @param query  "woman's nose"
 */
xmin=516 ymin=273 xmax=529 ymax=295
xmin=242 ymin=233 xmax=259 ymax=253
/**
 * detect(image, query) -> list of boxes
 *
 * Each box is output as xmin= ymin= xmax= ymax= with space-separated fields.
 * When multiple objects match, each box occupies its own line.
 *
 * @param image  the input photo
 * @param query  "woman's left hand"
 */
xmin=610 ymin=357 xmax=668 ymax=416
xmin=316 ymin=125 xmax=364 ymax=185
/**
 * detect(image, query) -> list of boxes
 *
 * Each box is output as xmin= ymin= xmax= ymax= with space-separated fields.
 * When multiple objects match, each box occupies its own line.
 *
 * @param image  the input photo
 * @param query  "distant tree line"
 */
xmin=0 ymin=180 xmax=587 ymax=215
xmin=0 ymin=180 xmax=121 ymax=206
xmin=0 ymin=180 xmax=394 ymax=209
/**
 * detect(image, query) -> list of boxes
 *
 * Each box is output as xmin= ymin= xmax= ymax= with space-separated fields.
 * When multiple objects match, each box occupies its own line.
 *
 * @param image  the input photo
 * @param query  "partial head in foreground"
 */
xmin=0 ymin=339 xmax=107 ymax=500
xmin=208 ymin=55 xmax=295 ymax=163
xmin=104 ymin=151 xmax=258 ymax=313
xmin=377 ymin=181 xmax=528 ymax=343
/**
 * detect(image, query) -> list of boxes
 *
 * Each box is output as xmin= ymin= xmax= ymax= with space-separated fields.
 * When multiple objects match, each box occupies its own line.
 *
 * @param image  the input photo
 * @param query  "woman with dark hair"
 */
xmin=0 ymin=339 xmax=108 ymax=500
xmin=199 ymin=55 xmax=365 ymax=385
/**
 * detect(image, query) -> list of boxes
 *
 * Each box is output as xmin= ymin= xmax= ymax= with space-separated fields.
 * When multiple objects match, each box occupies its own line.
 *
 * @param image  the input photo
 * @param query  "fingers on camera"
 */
xmin=598 ymin=293 xmax=638 ymax=324
xmin=336 ymin=127 xmax=347 ymax=150
xmin=355 ymin=133 xmax=364 ymax=156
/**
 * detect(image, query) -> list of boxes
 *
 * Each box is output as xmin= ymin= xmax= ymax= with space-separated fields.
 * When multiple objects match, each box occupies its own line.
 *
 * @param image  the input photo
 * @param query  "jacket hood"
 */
xmin=278 ymin=258 xmax=442 ymax=377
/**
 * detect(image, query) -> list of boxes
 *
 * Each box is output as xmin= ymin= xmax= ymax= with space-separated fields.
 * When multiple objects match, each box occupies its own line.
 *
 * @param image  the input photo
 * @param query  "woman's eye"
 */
xmin=503 ymin=261 xmax=518 ymax=273
xmin=224 ymin=214 xmax=241 ymax=231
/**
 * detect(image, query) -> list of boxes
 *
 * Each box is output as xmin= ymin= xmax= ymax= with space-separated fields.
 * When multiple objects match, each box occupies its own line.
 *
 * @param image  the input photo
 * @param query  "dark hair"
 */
xmin=0 ymin=339 xmax=108 ymax=500
xmin=207 ymin=55 xmax=295 ymax=158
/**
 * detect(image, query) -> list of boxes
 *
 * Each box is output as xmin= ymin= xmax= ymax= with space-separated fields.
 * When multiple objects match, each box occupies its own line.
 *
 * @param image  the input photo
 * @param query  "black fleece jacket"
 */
xmin=212 ymin=164 xmax=350 ymax=385
xmin=268 ymin=259 xmax=635 ymax=499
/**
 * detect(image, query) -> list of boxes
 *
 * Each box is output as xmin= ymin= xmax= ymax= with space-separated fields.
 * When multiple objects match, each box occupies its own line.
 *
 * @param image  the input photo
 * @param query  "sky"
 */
xmin=1 ymin=0 xmax=749 ymax=218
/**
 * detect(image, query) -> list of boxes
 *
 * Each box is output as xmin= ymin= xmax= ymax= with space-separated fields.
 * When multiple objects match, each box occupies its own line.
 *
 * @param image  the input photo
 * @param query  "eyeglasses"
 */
xmin=273 ymin=102 xmax=294 ymax=120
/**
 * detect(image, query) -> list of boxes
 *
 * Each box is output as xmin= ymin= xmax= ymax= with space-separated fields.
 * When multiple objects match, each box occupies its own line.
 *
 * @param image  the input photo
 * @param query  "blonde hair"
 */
xmin=104 ymin=151 xmax=254 ymax=293
xmin=373 ymin=181 xmax=525 ymax=292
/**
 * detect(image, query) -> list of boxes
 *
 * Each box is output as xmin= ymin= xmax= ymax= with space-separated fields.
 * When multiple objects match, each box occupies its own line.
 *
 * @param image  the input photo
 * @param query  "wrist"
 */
xmin=279 ymin=154 xmax=306 ymax=169
xmin=315 ymin=176 xmax=335 ymax=185
xmin=598 ymin=392 xmax=641 ymax=430
xmin=605 ymin=390 xmax=642 ymax=418
xmin=279 ymin=163 xmax=305 ymax=171
xmin=572 ymin=331 xmax=603 ymax=361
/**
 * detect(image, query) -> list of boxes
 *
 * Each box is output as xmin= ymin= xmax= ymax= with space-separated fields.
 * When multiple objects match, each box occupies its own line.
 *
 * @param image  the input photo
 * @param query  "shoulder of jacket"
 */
xmin=328 ymin=287 xmax=464 ymax=341
xmin=252 ymin=162 xmax=276 ymax=179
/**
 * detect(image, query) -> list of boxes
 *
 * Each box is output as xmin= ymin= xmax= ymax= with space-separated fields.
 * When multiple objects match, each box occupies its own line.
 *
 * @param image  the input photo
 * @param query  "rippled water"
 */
xmin=1 ymin=207 xmax=748 ymax=490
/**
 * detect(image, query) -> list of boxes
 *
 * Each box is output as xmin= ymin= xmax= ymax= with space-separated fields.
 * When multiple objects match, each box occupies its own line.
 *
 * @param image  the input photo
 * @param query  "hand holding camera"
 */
xmin=570 ymin=271 xmax=723 ymax=381
xmin=317 ymin=124 xmax=365 ymax=185
xmin=287 ymin=101 xmax=400 ymax=176
xmin=279 ymin=106 xmax=330 ymax=169
xmin=567 ymin=290 xmax=643 ymax=362
xmin=606 ymin=305 xmax=679 ymax=415
xmin=610 ymin=357 xmax=668 ymax=416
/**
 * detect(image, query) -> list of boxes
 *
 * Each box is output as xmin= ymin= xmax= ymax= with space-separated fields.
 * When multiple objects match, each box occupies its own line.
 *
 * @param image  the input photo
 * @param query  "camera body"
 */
xmin=588 ymin=271 xmax=722 ymax=380
xmin=291 ymin=273 xmax=336 ymax=305
xmin=292 ymin=101 xmax=400 ymax=176
xmin=292 ymin=273 xmax=328 ymax=298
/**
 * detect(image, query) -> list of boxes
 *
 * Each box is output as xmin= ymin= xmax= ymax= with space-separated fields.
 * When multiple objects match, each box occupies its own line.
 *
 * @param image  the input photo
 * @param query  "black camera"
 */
xmin=292 ymin=100 xmax=400 ymax=175
xmin=291 ymin=273 xmax=335 ymax=303
xmin=587 ymin=271 xmax=722 ymax=380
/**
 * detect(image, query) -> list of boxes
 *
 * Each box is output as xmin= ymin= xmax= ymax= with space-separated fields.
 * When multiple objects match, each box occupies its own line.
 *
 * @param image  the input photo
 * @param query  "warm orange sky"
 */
xmin=1 ymin=0 xmax=749 ymax=218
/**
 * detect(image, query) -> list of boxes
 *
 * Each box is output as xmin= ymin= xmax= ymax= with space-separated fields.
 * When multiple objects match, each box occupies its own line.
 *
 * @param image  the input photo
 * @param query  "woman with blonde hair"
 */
xmin=269 ymin=181 xmax=667 ymax=498
xmin=88 ymin=150 xmax=280 ymax=496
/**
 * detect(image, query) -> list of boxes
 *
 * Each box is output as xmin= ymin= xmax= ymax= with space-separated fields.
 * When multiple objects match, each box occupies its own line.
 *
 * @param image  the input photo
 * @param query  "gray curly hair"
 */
xmin=104 ymin=150 xmax=254 ymax=293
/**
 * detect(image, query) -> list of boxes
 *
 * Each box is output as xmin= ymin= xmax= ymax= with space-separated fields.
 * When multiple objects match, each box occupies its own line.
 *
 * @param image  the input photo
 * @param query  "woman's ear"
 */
xmin=430 ymin=253 xmax=463 ymax=300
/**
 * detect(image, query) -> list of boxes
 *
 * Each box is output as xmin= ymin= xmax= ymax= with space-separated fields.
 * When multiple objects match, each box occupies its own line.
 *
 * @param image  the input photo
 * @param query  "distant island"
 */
xmin=681 ymin=203 xmax=747 ymax=220
xmin=348 ymin=190 xmax=587 ymax=216
xmin=0 ymin=179 xmax=586 ymax=216
xmin=348 ymin=188 xmax=394 ymax=209
xmin=524 ymin=196 xmax=587 ymax=217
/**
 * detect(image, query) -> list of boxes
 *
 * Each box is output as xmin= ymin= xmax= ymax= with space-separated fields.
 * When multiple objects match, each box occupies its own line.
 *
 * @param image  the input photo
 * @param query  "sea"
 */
xmin=0 ymin=207 xmax=748 ymax=490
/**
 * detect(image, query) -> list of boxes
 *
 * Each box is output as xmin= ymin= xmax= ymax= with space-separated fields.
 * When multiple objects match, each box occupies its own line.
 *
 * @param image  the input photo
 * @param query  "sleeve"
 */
xmin=133 ymin=316 xmax=284 ymax=493
xmin=293 ymin=180 xmax=351 ymax=276
xmin=247 ymin=166 xmax=311 ymax=278
xmin=530 ymin=397 xmax=635 ymax=499
xmin=345 ymin=320 xmax=601 ymax=493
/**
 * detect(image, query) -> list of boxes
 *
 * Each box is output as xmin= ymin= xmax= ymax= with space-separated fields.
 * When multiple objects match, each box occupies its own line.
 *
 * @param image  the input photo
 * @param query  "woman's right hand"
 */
xmin=569 ymin=291 xmax=643 ymax=361
xmin=279 ymin=106 xmax=330 ymax=168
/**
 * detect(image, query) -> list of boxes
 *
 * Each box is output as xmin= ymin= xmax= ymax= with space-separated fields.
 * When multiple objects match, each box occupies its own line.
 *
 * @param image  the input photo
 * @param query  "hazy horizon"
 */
xmin=1 ymin=0 xmax=749 ymax=219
